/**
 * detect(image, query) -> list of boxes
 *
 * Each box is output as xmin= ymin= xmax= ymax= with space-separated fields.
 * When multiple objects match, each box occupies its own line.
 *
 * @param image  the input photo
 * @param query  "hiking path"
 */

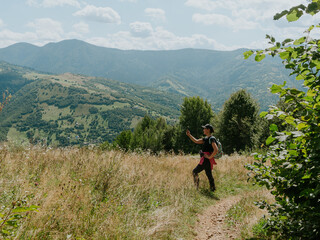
xmin=194 ymin=195 xmax=242 ymax=240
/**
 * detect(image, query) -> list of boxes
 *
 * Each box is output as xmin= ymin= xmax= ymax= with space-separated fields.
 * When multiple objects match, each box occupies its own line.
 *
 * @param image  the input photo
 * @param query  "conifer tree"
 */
xmin=218 ymin=89 xmax=260 ymax=154
xmin=178 ymin=96 xmax=214 ymax=153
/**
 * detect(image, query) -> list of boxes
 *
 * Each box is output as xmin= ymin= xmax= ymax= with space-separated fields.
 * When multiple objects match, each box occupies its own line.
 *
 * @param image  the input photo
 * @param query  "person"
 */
xmin=186 ymin=124 xmax=218 ymax=192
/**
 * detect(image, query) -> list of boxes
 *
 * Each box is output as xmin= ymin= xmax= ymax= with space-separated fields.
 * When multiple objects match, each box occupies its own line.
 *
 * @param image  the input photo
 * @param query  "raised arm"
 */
xmin=186 ymin=130 xmax=203 ymax=144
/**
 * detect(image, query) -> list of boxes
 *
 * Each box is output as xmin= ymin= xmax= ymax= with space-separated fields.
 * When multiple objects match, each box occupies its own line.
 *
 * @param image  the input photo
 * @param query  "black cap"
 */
xmin=202 ymin=124 xmax=214 ymax=133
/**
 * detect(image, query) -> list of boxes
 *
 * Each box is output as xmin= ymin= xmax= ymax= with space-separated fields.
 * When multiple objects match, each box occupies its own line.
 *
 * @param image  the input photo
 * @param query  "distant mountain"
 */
xmin=0 ymin=39 xmax=300 ymax=111
xmin=0 ymin=62 xmax=181 ymax=146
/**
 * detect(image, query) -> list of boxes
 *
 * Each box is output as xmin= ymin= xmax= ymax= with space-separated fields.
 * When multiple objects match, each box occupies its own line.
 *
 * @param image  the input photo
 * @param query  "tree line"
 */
xmin=102 ymin=89 xmax=275 ymax=155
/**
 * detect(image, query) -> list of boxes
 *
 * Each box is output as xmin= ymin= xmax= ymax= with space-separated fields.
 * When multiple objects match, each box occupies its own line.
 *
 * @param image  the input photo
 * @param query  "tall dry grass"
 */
xmin=0 ymin=145 xmax=262 ymax=239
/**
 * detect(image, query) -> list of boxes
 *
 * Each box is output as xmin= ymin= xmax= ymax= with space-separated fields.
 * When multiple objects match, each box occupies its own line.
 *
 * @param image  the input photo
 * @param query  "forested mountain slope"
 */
xmin=0 ymin=62 xmax=181 ymax=146
xmin=0 ymin=40 xmax=299 ymax=111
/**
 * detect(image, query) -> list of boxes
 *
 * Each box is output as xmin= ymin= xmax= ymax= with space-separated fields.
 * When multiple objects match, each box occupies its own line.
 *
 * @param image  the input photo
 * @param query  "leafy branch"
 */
xmin=244 ymin=1 xmax=320 ymax=239
xmin=0 ymin=200 xmax=38 ymax=239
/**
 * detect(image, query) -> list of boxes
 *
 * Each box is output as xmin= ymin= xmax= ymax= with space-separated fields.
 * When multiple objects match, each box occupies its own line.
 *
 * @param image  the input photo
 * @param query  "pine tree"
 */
xmin=218 ymin=89 xmax=260 ymax=154
xmin=178 ymin=96 xmax=214 ymax=153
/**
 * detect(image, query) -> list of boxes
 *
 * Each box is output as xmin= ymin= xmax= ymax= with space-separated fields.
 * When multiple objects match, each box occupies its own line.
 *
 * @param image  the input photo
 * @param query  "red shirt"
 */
xmin=199 ymin=151 xmax=217 ymax=170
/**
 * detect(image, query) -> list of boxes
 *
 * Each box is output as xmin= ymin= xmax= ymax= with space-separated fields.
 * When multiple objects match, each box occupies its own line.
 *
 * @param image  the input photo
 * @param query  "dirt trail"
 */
xmin=194 ymin=195 xmax=242 ymax=240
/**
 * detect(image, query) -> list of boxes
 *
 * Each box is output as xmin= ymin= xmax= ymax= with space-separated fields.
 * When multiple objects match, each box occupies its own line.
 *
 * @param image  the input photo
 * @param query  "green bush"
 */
xmin=245 ymin=2 xmax=320 ymax=239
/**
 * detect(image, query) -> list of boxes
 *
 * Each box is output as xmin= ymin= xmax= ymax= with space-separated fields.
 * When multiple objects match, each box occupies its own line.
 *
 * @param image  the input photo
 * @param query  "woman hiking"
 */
xmin=186 ymin=124 xmax=218 ymax=192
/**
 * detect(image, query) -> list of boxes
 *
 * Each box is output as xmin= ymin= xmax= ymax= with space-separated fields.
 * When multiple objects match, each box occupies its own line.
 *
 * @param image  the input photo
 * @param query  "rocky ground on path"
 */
xmin=194 ymin=195 xmax=242 ymax=240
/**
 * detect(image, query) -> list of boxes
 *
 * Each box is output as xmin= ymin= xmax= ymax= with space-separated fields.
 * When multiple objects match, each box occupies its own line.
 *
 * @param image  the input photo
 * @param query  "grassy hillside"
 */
xmin=0 ymin=145 xmax=271 ymax=239
xmin=0 ymin=63 xmax=181 ymax=146
xmin=0 ymin=61 xmax=34 ymax=94
xmin=0 ymin=40 xmax=298 ymax=111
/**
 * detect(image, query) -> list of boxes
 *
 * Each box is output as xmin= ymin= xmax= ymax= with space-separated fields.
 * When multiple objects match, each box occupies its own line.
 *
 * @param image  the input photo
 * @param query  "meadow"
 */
xmin=0 ymin=144 xmax=271 ymax=239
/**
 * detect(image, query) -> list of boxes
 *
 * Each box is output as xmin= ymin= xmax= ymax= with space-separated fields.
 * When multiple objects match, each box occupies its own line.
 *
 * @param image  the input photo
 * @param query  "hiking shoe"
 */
xmin=210 ymin=186 xmax=216 ymax=192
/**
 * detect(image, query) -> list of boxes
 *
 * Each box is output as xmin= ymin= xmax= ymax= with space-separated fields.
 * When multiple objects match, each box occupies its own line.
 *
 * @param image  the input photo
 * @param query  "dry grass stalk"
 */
xmin=0 ymin=145 xmax=265 ymax=239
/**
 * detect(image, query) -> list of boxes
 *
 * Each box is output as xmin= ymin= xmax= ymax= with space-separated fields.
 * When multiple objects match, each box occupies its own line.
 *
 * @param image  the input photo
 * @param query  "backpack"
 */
xmin=209 ymin=136 xmax=223 ymax=159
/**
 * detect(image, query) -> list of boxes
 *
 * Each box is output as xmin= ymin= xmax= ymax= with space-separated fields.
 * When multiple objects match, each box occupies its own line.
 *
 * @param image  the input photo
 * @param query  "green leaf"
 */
xmin=284 ymin=116 xmax=296 ymax=125
xmin=296 ymin=74 xmax=304 ymax=80
xmin=270 ymin=84 xmax=283 ymax=94
xmin=1 ymin=229 xmax=11 ymax=236
xmin=6 ymin=220 xmax=18 ymax=227
xmin=12 ymin=205 xmax=39 ymax=213
xmin=288 ymin=150 xmax=299 ymax=156
xmin=243 ymin=50 xmax=254 ymax=59
xmin=255 ymin=54 xmax=265 ymax=62
xmin=266 ymin=136 xmax=276 ymax=145
xmin=289 ymin=89 xmax=302 ymax=95
xmin=274 ymin=10 xmax=289 ymax=20
xmin=285 ymin=95 xmax=295 ymax=102
xmin=302 ymin=173 xmax=312 ymax=179
xmin=308 ymin=25 xmax=315 ymax=32
xmin=282 ymin=38 xmax=294 ymax=45
xmin=311 ymin=59 xmax=320 ymax=69
xmin=306 ymin=2 xmax=320 ymax=15
xmin=269 ymin=124 xmax=278 ymax=132
xmin=260 ymin=111 xmax=268 ymax=118
xmin=279 ymin=51 xmax=290 ymax=60
xmin=293 ymin=37 xmax=306 ymax=45
xmin=302 ymin=115 xmax=312 ymax=121
xmin=297 ymin=122 xmax=308 ymax=130
xmin=286 ymin=9 xmax=303 ymax=22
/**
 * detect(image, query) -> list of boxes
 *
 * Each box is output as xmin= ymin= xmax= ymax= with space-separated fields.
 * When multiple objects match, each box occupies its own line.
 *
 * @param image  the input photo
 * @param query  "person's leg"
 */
xmin=203 ymin=158 xmax=216 ymax=191
xmin=192 ymin=164 xmax=204 ymax=189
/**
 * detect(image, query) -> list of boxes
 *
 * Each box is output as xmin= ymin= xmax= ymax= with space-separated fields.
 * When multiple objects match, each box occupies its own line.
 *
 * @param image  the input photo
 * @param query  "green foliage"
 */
xmin=113 ymin=130 xmax=132 ymax=151
xmin=0 ymin=199 xmax=38 ymax=239
xmin=218 ymin=89 xmax=261 ymax=154
xmin=273 ymin=1 xmax=320 ymax=21
xmin=179 ymin=96 xmax=214 ymax=153
xmin=129 ymin=116 xmax=170 ymax=153
xmin=245 ymin=3 xmax=320 ymax=239
xmin=109 ymin=115 xmax=181 ymax=154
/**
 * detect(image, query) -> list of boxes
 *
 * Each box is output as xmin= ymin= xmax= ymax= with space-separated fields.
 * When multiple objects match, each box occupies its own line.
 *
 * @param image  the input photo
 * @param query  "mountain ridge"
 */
xmin=0 ymin=39 xmax=299 ymax=111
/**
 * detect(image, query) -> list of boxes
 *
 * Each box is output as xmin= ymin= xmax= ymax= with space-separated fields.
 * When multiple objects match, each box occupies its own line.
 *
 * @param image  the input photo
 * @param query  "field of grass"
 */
xmin=0 ymin=145 xmax=270 ymax=239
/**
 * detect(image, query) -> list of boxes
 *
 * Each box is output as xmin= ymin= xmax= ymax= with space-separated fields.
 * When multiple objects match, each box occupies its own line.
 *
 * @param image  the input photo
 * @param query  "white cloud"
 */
xmin=187 ymin=0 xmax=313 ymax=44
xmin=192 ymin=13 xmax=258 ymax=31
xmin=27 ymin=0 xmax=81 ymax=8
xmin=185 ymin=0 xmax=221 ymax=11
xmin=186 ymin=0 xmax=306 ymax=22
xmin=27 ymin=18 xmax=64 ymax=41
xmin=186 ymin=0 xmax=304 ymax=11
xmin=86 ymin=27 xmax=227 ymax=50
xmin=73 ymin=5 xmax=121 ymax=24
xmin=0 ymin=19 xmax=4 ymax=28
xmin=73 ymin=22 xmax=89 ymax=34
xmin=26 ymin=0 xmax=38 ymax=6
xmin=0 ymin=29 xmax=38 ymax=48
xmin=145 ymin=8 xmax=166 ymax=22
xmin=130 ymin=22 xmax=153 ymax=38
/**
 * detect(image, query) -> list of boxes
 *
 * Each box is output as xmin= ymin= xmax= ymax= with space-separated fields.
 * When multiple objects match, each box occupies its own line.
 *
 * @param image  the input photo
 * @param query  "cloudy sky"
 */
xmin=0 ymin=0 xmax=319 ymax=51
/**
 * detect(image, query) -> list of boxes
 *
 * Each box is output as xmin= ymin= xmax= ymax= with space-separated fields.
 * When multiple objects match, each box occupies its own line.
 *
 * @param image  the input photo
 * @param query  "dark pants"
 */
xmin=192 ymin=158 xmax=215 ymax=190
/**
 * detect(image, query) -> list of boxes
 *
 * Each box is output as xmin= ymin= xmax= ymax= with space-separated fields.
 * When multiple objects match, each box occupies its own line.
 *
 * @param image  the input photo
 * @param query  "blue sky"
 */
xmin=0 ymin=0 xmax=318 ymax=50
